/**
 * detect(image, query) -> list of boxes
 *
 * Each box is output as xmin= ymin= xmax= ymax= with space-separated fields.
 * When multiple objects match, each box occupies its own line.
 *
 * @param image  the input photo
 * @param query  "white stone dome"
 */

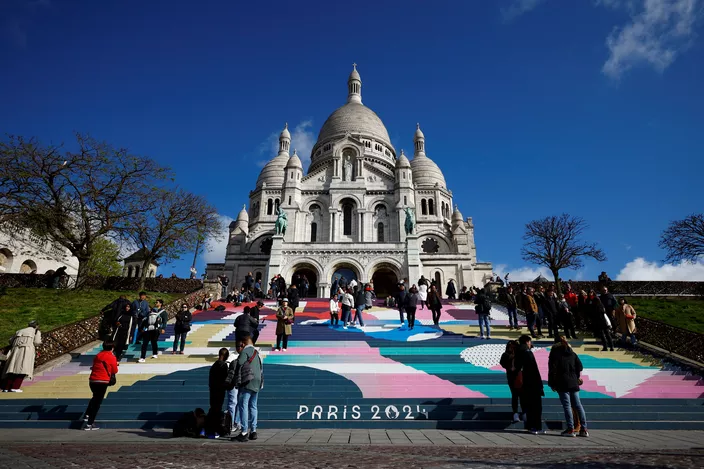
xmin=286 ymin=150 xmax=303 ymax=169
xmin=256 ymin=153 xmax=289 ymax=188
xmin=316 ymin=102 xmax=393 ymax=149
xmin=396 ymin=150 xmax=411 ymax=168
xmin=410 ymin=154 xmax=447 ymax=188
xmin=236 ymin=204 xmax=249 ymax=222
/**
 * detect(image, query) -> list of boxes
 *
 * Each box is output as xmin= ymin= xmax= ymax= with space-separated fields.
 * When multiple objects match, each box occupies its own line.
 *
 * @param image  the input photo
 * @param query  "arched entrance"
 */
xmin=20 ymin=259 xmax=37 ymax=274
xmin=292 ymin=267 xmax=318 ymax=298
xmin=0 ymin=248 xmax=13 ymax=272
xmin=331 ymin=265 xmax=359 ymax=292
xmin=371 ymin=267 xmax=399 ymax=297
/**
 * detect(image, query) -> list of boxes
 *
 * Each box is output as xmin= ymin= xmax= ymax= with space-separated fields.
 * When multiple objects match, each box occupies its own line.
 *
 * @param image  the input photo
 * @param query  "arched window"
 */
xmin=429 ymin=199 xmax=435 ymax=215
xmin=288 ymin=196 xmax=291 ymax=205
xmin=134 ymin=266 xmax=140 ymax=278
xmin=275 ymin=198 xmax=280 ymax=212
xmin=377 ymin=222 xmax=384 ymax=242
xmin=127 ymin=266 xmax=133 ymax=277
xmin=311 ymin=222 xmax=317 ymax=242
xmin=404 ymin=196 xmax=407 ymax=205
xmin=343 ymin=202 xmax=353 ymax=236
xmin=267 ymin=199 xmax=273 ymax=215
xmin=421 ymin=199 xmax=428 ymax=215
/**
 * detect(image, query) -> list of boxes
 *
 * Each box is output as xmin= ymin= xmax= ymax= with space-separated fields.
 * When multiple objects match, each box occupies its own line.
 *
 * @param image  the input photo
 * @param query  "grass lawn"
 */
xmin=626 ymin=297 xmax=704 ymax=334
xmin=0 ymin=288 xmax=185 ymax=345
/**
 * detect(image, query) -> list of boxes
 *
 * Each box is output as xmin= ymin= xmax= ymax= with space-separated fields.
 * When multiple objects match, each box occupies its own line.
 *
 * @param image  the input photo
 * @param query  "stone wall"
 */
xmin=34 ymin=289 xmax=205 ymax=366
xmin=0 ymin=274 xmax=203 ymax=293
xmin=505 ymin=281 xmax=704 ymax=296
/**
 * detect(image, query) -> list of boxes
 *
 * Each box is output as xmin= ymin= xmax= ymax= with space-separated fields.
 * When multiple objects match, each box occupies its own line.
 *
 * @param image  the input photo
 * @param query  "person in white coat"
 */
xmin=418 ymin=283 xmax=428 ymax=310
xmin=2 ymin=321 xmax=42 ymax=392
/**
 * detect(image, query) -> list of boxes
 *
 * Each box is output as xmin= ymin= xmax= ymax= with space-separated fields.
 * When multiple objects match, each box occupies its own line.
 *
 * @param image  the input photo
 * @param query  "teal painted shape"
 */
xmin=465 ymin=384 xmax=614 ymax=399
xmin=379 ymin=347 xmax=467 ymax=356
xmin=407 ymin=363 xmax=504 ymax=374
xmin=576 ymin=355 xmax=658 ymax=369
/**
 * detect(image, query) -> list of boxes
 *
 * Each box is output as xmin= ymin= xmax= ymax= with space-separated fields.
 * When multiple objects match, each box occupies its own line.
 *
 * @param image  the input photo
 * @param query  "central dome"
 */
xmin=317 ymin=102 xmax=392 ymax=148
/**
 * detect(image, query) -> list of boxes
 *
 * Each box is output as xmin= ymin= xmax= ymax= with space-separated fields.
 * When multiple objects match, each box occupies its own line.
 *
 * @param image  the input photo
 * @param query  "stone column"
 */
xmin=406 ymin=235 xmax=422 ymax=287
xmin=319 ymin=282 xmax=330 ymax=299
xmin=329 ymin=211 xmax=336 ymax=242
xmin=265 ymin=235 xmax=285 ymax=285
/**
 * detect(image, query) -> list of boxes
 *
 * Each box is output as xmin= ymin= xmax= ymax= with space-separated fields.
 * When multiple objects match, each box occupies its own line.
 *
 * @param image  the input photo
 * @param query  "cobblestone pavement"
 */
xmin=0 ymin=429 xmax=703 ymax=468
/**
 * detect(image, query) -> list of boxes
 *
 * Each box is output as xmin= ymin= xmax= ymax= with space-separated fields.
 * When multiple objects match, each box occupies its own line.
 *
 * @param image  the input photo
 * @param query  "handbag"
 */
xmin=102 ymin=360 xmax=116 ymax=386
xmin=513 ymin=371 xmax=524 ymax=391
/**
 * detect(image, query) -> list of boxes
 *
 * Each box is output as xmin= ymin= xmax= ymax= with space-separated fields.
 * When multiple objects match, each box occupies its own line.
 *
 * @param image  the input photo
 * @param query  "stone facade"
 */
xmin=0 ymin=223 xmax=78 ymax=276
xmin=206 ymin=66 xmax=492 ymax=297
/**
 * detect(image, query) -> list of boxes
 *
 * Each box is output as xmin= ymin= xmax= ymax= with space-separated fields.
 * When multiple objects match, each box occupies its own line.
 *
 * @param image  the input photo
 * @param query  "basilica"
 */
xmin=206 ymin=66 xmax=492 ymax=297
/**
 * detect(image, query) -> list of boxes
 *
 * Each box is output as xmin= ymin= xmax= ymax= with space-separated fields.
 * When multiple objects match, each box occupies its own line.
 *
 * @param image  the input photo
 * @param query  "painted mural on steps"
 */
xmin=6 ymin=299 xmax=703 ymax=424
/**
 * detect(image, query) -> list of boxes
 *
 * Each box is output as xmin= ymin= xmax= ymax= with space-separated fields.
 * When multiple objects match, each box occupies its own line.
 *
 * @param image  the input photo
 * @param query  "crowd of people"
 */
xmin=501 ymin=283 xmax=638 ymax=350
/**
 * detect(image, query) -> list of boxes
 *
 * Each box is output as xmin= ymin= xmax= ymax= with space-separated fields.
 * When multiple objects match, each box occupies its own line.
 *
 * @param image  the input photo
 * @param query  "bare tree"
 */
xmin=522 ymin=214 xmax=606 ymax=293
xmin=0 ymin=134 xmax=169 ymax=287
xmin=659 ymin=214 xmax=704 ymax=264
xmin=125 ymin=189 xmax=224 ymax=291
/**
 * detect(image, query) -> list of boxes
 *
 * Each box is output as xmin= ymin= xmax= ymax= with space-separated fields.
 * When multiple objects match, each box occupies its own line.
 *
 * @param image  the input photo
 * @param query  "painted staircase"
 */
xmin=1 ymin=299 xmax=702 ymax=430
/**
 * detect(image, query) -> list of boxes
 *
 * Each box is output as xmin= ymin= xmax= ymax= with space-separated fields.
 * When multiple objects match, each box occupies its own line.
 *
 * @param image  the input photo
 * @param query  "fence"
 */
xmin=0 ymin=273 xmax=203 ymax=294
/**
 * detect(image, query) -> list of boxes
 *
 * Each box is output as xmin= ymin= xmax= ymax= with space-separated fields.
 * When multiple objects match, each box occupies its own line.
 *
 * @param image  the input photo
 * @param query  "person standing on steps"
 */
xmin=173 ymin=303 xmax=192 ymax=355
xmin=83 ymin=341 xmax=118 ymax=430
xmin=287 ymin=284 xmax=300 ymax=314
xmin=329 ymin=294 xmax=340 ymax=326
xmin=474 ymin=288 xmax=492 ymax=340
xmin=138 ymin=305 xmax=163 ymax=363
xmin=588 ymin=290 xmax=614 ymax=351
xmin=445 ymin=280 xmax=456 ymax=300
xmin=249 ymin=301 xmax=263 ymax=345
xmin=504 ymin=285 xmax=519 ymax=331
xmin=341 ymin=288 xmax=354 ymax=329
xmin=542 ymin=289 xmax=560 ymax=342
xmin=515 ymin=334 xmax=545 ymax=434
xmin=131 ymin=291 xmax=150 ymax=345
xmin=427 ymin=284 xmax=443 ymax=326
xmin=235 ymin=306 xmax=259 ymax=343
xmin=405 ymin=285 xmax=420 ymax=330
xmin=600 ymin=286 xmax=618 ymax=329
xmin=232 ymin=337 xmax=264 ymax=442
xmin=396 ymin=284 xmax=407 ymax=326
xmin=500 ymin=340 xmax=522 ymax=424
xmin=353 ymin=286 xmax=366 ymax=328
xmin=1 ymin=320 xmax=41 ymax=392
xmin=418 ymin=280 xmax=428 ymax=310
xmin=615 ymin=298 xmax=638 ymax=347
xmin=557 ymin=295 xmax=577 ymax=340
xmin=521 ymin=287 xmax=542 ymax=338
xmin=548 ymin=336 xmax=589 ymax=437
xmin=207 ymin=348 xmax=229 ymax=438
xmin=275 ymin=298 xmax=294 ymax=351
xmin=364 ymin=284 xmax=375 ymax=311
xmin=112 ymin=303 xmax=133 ymax=360
xmin=153 ymin=299 xmax=168 ymax=351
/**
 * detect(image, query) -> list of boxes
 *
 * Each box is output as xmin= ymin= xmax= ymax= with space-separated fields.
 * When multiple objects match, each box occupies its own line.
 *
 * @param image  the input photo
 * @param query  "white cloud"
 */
xmin=203 ymin=214 xmax=234 ymax=264
xmin=616 ymin=257 xmax=704 ymax=280
xmin=602 ymin=0 xmax=701 ymax=79
xmin=256 ymin=120 xmax=316 ymax=170
xmin=501 ymin=0 xmax=547 ymax=22
xmin=493 ymin=263 xmax=553 ymax=281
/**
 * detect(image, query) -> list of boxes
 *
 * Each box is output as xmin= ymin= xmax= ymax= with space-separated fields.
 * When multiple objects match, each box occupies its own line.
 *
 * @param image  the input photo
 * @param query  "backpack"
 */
xmin=144 ymin=311 xmax=160 ymax=332
xmin=483 ymin=298 xmax=492 ymax=315
xmin=225 ymin=360 xmax=237 ymax=391
xmin=236 ymin=349 xmax=259 ymax=388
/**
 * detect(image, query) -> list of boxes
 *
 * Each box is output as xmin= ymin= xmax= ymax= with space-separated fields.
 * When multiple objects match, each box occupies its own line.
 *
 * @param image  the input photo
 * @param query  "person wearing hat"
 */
xmin=275 ymin=298 xmax=295 ymax=352
xmin=2 ymin=321 xmax=42 ymax=392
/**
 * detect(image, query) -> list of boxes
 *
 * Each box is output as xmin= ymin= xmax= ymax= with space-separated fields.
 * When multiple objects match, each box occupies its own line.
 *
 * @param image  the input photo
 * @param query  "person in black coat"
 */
xmin=514 ymin=335 xmax=544 ymax=434
xmin=173 ymin=304 xmax=192 ymax=354
xmin=499 ymin=340 xmax=522 ymax=423
xmin=542 ymin=291 xmax=560 ymax=341
xmin=548 ymin=337 xmax=589 ymax=437
xmin=395 ymin=284 xmax=407 ymax=326
xmin=287 ymin=285 xmax=300 ymax=313
xmin=207 ymin=348 xmax=229 ymax=436
xmin=234 ymin=306 xmax=259 ymax=343
xmin=589 ymin=290 xmax=614 ymax=351
xmin=112 ymin=303 xmax=133 ymax=360
xmin=445 ymin=280 xmax=456 ymax=300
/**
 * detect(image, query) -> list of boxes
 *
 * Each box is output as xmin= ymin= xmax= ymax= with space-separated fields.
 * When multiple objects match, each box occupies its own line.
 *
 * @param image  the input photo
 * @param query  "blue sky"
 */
xmin=1 ymin=0 xmax=703 ymax=281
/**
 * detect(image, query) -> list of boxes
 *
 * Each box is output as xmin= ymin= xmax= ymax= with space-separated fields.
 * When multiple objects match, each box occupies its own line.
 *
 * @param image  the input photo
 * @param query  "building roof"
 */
xmin=317 ymin=102 xmax=392 ymax=149
xmin=410 ymin=154 xmax=447 ymax=188
xmin=124 ymin=248 xmax=159 ymax=266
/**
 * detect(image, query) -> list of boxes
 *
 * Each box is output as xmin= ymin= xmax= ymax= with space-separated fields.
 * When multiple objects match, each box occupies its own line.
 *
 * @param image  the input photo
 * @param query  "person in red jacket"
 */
xmin=83 ymin=341 xmax=119 ymax=430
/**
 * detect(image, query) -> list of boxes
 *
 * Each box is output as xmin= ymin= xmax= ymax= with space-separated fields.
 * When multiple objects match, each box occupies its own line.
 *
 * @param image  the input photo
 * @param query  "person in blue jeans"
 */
xmin=474 ymin=288 xmax=491 ymax=339
xmin=504 ymin=286 xmax=519 ymax=330
xmin=172 ymin=304 xmax=192 ymax=354
xmin=548 ymin=336 xmax=589 ymax=437
xmin=232 ymin=337 xmax=263 ymax=442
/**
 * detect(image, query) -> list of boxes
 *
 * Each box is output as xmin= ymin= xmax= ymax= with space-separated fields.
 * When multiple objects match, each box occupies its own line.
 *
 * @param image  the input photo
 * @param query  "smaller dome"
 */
xmin=256 ymin=153 xmax=289 ymax=188
xmin=349 ymin=65 xmax=361 ymax=82
xmin=415 ymin=123 xmax=425 ymax=140
xmin=286 ymin=149 xmax=303 ymax=169
xmin=410 ymin=154 xmax=446 ymax=188
xmin=396 ymin=149 xmax=411 ymax=168
xmin=452 ymin=205 xmax=463 ymax=222
xmin=236 ymin=204 xmax=249 ymax=222
xmin=280 ymin=123 xmax=291 ymax=139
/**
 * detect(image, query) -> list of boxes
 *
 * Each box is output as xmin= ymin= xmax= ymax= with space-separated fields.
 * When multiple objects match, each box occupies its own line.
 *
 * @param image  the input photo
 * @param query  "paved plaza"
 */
xmin=1 ymin=429 xmax=703 ymax=468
